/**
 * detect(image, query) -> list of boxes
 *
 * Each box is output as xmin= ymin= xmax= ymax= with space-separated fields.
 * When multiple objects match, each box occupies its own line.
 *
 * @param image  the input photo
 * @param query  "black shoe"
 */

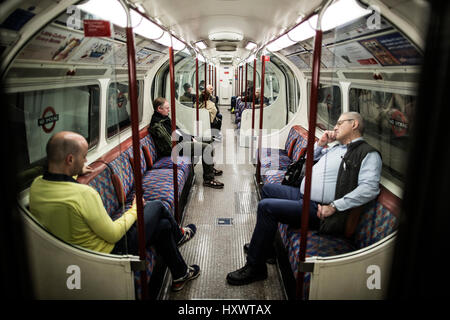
xmin=226 ymin=264 xmax=267 ymax=286
xmin=243 ymin=243 xmax=276 ymax=265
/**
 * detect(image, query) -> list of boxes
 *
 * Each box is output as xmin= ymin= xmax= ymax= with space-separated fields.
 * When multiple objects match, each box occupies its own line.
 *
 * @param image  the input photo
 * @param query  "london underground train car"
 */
xmin=1 ymin=0 xmax=447 ymax=301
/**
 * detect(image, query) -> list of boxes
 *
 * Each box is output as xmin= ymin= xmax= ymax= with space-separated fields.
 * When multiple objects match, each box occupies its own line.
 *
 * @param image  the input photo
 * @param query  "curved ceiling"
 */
xmin=135 ymin=0 xmax=323 ymax=61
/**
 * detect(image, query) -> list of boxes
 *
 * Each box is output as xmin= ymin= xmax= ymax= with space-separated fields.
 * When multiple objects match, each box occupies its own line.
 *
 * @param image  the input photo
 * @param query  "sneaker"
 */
xmin=226 ymin=263 xmax=267 ymax=286
xmin=171 ymin=265 xmax=201 ymax=291
xmin=177 ymin=224 xmax=197 ymax=247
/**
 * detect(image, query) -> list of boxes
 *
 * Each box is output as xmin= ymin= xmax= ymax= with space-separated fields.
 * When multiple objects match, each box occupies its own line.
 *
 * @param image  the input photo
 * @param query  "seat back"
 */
xmin=353 ymin=186 xmax=401 ymax=249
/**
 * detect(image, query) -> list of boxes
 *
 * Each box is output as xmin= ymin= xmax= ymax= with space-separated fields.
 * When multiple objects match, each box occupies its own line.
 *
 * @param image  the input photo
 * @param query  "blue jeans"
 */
xmin=246 ymin=183 xmax=321 ymax=266
xmin=112 ymin=200 xmax=188 ymax=279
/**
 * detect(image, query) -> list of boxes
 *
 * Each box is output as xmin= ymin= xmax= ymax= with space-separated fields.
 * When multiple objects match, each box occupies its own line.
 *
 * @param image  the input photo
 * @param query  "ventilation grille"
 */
xmin=343 ymin=72 xmax=419 ymax=82
xmin=216 ymin=44 xmax=237 ymax=52
xmin=75 ymin=68 xmax=107 ymax=76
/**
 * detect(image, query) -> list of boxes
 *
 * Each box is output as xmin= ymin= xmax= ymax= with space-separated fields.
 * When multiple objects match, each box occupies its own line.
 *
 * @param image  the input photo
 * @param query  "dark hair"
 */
xmin=153 ymin=97 xmax=167 ymax=112
xmin=183 ymin=83 xmax=191 ymax=91
xmin=199 ymin=90 xmax=210 ymax=103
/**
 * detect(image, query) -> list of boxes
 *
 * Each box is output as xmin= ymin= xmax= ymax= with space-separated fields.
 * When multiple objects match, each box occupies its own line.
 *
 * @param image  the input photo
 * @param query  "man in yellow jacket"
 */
xmin=30 ymin=131 xmax=199 ymax=291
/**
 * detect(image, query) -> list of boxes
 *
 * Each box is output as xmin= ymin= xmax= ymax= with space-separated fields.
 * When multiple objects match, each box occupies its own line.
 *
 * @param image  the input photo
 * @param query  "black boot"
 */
xmin=226 ymin=263 xmax=267 ymax=286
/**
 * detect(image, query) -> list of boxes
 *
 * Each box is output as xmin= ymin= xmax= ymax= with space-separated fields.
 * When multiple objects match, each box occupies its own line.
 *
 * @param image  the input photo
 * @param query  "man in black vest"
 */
xmin=227 ymin=111 xmax=382 ymax=285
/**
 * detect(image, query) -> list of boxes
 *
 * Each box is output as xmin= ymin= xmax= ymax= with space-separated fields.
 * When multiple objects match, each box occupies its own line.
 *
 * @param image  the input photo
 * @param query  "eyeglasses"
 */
xmin=335 ymin=119 xmax=354 ymax=126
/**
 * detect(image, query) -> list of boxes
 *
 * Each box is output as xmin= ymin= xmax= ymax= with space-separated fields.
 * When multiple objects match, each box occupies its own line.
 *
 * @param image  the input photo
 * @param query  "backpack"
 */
xmin=281 ymin=148 xmax=307 ymax=187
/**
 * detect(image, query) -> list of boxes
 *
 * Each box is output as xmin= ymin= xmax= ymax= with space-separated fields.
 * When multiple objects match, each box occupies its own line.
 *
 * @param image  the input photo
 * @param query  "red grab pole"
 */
xmin=120 ymin=0 xmax=147 ymax=300
xmin=251 ymin=58 xmax=257 ymax=161
xmin=195 ymin=58 xmax=199 ymax=136
xmin=256 ymin=55 xmax=266 ymax=184
xmin=169 ymin=46 xmax=180 ymax=224
xmin=214 ymin=66 xmax=217 ymax=93
xmin=204 ymin=62 xmax=207 ymax=92
xmin=296 ymin=29 xmax=324 ymax=302
xmin=244 ymin=63 xmax=248 ymax=106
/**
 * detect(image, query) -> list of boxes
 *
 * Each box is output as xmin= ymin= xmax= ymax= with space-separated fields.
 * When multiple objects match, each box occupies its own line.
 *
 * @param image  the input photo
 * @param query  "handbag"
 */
xmin=281 ymin=150 xmax=307 ymax=187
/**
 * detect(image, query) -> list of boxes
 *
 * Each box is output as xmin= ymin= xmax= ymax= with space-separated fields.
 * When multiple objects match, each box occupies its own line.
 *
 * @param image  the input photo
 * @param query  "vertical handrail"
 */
xmin=234 ymin=69 xmax=239 ymax=98
xmin=204 ymin=62 xmax=207 ymax=92
xmin=244 ymin=63 xmax=248 ymax=107
xmin=209 ymin=64 xmax=211 ymax=85
xmin=118 ymin=0 xmax=147 ymax=300
xmin=195 ymin=57 xmax=199 ymax=136
xmin=256 ymin=55 xmax=266 ymax=184
xmin=251 ymin=59 xmax=257 ymax=160
xmin=214 ymin=66 xmax=217 ymax=95
xmin=296 ymin=0 xmax=332 ymax=300
xmin=169 ymin=45 xmax=180 ymax=224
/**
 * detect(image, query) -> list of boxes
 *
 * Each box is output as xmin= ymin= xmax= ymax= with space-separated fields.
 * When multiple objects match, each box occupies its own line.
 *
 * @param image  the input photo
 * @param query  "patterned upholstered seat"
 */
xmin=261 ymin=170 xmax=286 ymax=185
xmin=152 ymin=156 xmax=192 ymax=177
xmin=87 ymin=165 xmax=157 ymax=300
xmin=142 ymin=168 xmax=187 ymax=214
xmin=277 ymin=188 xmax=399 ymax=298
xmin=258 ymin=126 xmax=310 ymax=179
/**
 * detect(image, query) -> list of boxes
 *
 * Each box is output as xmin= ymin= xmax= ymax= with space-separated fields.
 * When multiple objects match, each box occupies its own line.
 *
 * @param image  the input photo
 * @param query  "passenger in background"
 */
xmin=199 ymin=90 xmax=222 ymax=137
xmin=29 ymin=131 xmax=200 ymax=291
xmin=227 ymin=112 xmax=382 ymax=285
xmin=248 ymin=88 xmax=270 ymax=107
xmin=205 ymin=84 xmax=222 ymax=123
xmin=199 ymin=80 xmax=205 ymax=92
xmin=149 ymin=97 xmax=224 ymax=189
xmin=180 ymin=83 xmax=196 ymax=105
xmin=174 ymin=81 xmax=179 ymax=99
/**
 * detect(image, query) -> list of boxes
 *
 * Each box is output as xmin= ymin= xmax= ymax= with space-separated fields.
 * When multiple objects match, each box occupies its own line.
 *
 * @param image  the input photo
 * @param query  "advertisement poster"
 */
xmin=329 ymin=42 xmax=380 ymax=67
xmin=68 ymin=37 xmax=114 ymax=63
xmin=103 ymin=42 xmax=128 ymax=65
xmin=322 ymin=15 xmax=392 ymax=46
xmin=17 ymin=25 xmax=84 ymax=62
xmin=321 ymin=46 xmax=346 ymax=68
xmin=359 ymin=32 xmax=422 ymax=66
xmin=136 ymin=47 xmax=154 ymax=65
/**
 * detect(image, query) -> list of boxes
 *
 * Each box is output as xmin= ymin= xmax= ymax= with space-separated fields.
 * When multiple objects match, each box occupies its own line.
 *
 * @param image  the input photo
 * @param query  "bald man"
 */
xmin=30 ymin=131 xmax=200 ymax=291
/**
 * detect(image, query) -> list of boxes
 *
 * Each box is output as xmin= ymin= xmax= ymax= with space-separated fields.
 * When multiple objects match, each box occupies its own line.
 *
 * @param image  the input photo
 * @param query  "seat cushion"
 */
xmin=261 ymin=169 xmax=286 ymax=185
xmin=142 ymin=169 xmax=187 ymax=214
xmin=285 ymin=229 xmax=355 ymax=280
xmin=152 ymin=156 xmax=192 ymax=177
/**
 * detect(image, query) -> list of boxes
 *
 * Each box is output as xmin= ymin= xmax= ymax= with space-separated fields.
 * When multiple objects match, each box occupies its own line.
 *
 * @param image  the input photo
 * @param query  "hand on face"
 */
xmin=318 ymin=130 xmax=336 ymax=147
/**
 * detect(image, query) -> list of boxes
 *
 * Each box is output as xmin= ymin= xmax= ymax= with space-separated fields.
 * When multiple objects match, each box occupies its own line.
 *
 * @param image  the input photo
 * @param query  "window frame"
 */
xmin=105 ymin=78 xmax=144 ymax=141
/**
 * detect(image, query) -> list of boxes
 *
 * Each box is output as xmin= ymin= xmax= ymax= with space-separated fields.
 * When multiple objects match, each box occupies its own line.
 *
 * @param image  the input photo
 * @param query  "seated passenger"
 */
xmin=226 ymin=112 xmax=382 ymax=285
xmin=206 ymin=84 xmax=221 ymax=114
xmin=180 ymin=83 xmax=196 ymax=105
xmin=29 ymin=131 xmax=200 ymax=292
xmin=149 ymin=97 xmax=224 ymax=189
xmin=248 ymin=88 xmax=270 ymax=107
xmin=199 ymin=90 xmax=222 ymax=133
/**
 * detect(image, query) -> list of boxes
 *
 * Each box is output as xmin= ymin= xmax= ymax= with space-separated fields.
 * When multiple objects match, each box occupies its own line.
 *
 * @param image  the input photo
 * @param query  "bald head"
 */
xmin=342 ymin=111 xmax=364 ymax=135
xmin=46 ymin=132 xmax=88 ymax=175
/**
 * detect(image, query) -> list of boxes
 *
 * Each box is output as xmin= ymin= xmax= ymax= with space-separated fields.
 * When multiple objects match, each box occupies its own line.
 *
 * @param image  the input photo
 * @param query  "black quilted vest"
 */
xmin=319 ymin=139 xmax=380 ymax=237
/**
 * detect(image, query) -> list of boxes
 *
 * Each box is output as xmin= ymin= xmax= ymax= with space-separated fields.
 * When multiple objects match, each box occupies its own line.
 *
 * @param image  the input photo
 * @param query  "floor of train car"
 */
xmin=158 ymin=107 xmax=286 ymax=300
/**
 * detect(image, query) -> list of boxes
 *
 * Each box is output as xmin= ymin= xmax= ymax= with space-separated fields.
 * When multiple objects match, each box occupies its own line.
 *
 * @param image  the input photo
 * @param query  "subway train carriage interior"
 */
xmin=1 ymin=0 xmax=449 ymax=301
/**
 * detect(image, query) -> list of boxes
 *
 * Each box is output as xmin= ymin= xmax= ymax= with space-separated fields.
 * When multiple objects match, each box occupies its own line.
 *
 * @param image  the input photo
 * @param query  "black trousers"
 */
xmin=112 ymin=200 xmax=188 ymax=279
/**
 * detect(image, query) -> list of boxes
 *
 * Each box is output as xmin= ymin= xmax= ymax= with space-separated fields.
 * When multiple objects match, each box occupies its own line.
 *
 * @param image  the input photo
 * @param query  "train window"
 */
xmin=176 ymin=55 xmax=196 ymax=108
xmin=151 ymin=54 xmax=186 ymax=101
xmin=270 ymin=55 xmax=300 ymax=121
xmin=349 ymin=87 xmax=415 ymax=184
xmin=6 ymin=84 xmax=100 ymax=189
xmin=106 ymin=80 xmax=143 ymax=139
xmin=308 ymin=82 xmax=342 ymax=129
